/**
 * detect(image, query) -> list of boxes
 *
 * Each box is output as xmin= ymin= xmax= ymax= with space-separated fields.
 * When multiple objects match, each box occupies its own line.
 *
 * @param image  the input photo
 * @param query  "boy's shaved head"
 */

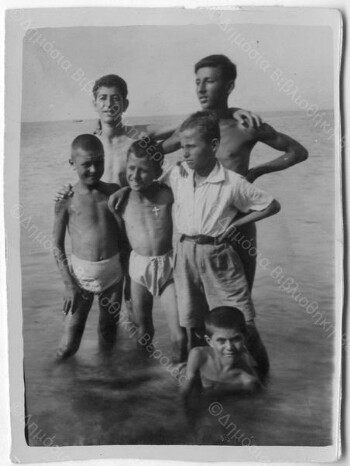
xmin=92 ymin=74 xmax=128 ymax=99
xmin=71 ymin=134 xmax=104 ymax=159
xmin=179 ymin=111 xmax=220 ymax=143
xmin=205 ymin=307 xmax=247 ymax=337
xmin=195 ymin=55 xmax=237 ymax=84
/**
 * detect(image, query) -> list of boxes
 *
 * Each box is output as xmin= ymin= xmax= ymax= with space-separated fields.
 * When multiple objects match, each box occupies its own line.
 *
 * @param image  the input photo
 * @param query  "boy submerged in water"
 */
xmin=53 ymin=134 xmax=124 ymax=359
xmin=111 ymin=139 xmax=187 ymax=363
xmin=181 ymin=307 xmax=261 ymax=403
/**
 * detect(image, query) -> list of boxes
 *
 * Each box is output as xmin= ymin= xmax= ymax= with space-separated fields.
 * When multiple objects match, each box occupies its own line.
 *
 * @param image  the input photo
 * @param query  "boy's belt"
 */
xmin=180 ymin=234 xmax=225 ymax=245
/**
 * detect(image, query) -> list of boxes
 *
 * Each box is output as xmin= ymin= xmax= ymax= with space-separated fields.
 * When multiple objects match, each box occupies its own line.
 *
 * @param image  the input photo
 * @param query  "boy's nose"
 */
xmin=225 ymin=341 xmax=234 ymax=351
xmin=198 ymin=82 xmax=206 ymax=93
xmin=107 ymin=98 xmax=115 ymax=109
xmin=89 ymin=165 xmax=96 ymax=173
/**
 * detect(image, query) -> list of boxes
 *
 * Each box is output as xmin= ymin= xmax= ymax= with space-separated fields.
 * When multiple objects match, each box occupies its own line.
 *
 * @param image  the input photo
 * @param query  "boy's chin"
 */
xmin=221 ymin=353 xmax=237 ymax=361
xmin=84 ymin=178 xmax=101 ymax=186
xmin=129 ymin=183 xmax=154 ymax=192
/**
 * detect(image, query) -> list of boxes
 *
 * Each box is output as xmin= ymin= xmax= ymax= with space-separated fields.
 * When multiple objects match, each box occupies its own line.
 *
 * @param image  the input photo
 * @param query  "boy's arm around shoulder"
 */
xmin=106 ymin=185 xmax=131 ymax=253
xmin=107 ymin=185 xmax=131 ymax=214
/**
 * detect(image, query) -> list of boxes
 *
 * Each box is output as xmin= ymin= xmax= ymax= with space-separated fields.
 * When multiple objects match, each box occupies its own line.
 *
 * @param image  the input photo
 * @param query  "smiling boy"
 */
xmin=112 ymin=139 xmax=187 ymax=362
xmin=181 ymin=307 xmax=260 ymax=403
xmin=53 ymin=134 xmax=124 ymax=359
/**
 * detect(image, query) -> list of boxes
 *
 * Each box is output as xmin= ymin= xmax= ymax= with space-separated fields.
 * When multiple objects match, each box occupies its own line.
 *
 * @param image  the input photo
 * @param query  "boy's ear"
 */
xmin=226 ymin=80 xmax=235 ymax=95
xmin=211 ymin=138 xmax=220 ymax=153
xmin=123 ymin=98 xmax=129 ymax=113
xmin=204 ymin=335 xmax=212 ymax=346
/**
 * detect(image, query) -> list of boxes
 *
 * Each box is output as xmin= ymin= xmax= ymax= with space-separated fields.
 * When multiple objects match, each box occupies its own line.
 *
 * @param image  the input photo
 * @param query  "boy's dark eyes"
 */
xmin=98 ymin=95 xmax=121 ymax=101
xmin=217 ymin=337 xmax=242 ymax=344
xmin=81 ymin=162 xmax=103 ymax=167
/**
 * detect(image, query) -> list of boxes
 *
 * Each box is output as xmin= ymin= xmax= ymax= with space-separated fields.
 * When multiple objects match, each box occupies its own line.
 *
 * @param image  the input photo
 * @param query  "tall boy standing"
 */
xmin=167 ymin=112 xmax=280 ymax=370
xmin=160 ymin=55 xmax=308 ymax=290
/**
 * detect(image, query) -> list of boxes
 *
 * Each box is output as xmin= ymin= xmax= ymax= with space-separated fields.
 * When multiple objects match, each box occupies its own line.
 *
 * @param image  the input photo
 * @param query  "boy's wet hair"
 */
xmin=179 ymin=111 xmax=221 ymax=143
xmin=127 ymin=138 xmax=164 ymax=178
xmin=71 ymin=134 xmax=104 ymax=158
xmin=195 ymin=55 xmax=237 ymax=84
xmin=205 ymin=307 xmax=247 ymax=337
xmin=92 ymin=74 xmax=128 ymax=100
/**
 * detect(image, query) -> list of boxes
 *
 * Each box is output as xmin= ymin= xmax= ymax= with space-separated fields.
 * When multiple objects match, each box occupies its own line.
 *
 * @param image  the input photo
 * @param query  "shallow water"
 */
xmin=20 ymin=110 xmax=335 ymax=446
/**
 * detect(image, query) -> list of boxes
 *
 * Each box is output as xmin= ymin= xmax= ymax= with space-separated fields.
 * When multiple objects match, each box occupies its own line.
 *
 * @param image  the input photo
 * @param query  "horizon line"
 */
xmin=21 ymin=108 xmax=334 ymax=125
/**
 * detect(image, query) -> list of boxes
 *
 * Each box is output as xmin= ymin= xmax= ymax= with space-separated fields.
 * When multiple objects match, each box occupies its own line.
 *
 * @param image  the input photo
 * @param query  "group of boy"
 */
xmin=53 ymin=55 xmax=308 ymax=398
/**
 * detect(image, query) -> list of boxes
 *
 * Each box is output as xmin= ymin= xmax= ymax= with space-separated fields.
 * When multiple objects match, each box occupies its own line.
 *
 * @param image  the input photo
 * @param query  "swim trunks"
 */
xmin=71 ymin=253 xmax=123 ymax=294
xmin=129 ymin=249 xmax=174 ymax=296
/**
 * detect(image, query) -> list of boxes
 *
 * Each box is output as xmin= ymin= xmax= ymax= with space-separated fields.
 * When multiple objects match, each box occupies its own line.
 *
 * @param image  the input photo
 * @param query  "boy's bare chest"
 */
xmin=217 ymin=121 xmax=257 ymax=172
xmin=100 ymin=136 xmax=133 ymax=185
xmin=124 ymin=198 xmax=171 ymax=227
xmin=69 ymin=193 xmax=110 ymax=223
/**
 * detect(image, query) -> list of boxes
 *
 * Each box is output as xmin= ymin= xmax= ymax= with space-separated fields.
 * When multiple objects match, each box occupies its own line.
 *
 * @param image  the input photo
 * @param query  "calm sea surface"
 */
xmin=20 ymin=110 xmax=336 ymax=446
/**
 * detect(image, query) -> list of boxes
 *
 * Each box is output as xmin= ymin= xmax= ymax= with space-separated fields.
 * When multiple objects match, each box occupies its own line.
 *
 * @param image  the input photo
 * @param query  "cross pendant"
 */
xmin=152 ymin=205 xmax=160 ymax=216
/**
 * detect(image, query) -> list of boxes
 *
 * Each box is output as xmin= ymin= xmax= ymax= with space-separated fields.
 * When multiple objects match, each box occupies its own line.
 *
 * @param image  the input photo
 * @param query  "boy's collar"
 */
xmin=188 ymin=160 xmax=225 ymax=184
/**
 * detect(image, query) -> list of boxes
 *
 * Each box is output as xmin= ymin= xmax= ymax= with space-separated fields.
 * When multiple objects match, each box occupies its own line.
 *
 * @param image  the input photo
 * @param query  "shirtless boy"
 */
xmin=181 ymin=307 xmax=261 ymax=404
xmin=55 ymin=72 xmax=254 ymax=197
xmin=112 ymin=139 xmax=187 ymax=362
xmin=53 ymin=134 xmax=124 ymax=359
xmin=159 ymin=55 xmax=308 ymax=290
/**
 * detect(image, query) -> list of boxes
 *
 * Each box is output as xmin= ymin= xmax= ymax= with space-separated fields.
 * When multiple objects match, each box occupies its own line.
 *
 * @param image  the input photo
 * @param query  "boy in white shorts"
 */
xmin=53 ymin=134 xmax=124 ymax=359
xmin=112 ymin=139 xmax=187 ymax=363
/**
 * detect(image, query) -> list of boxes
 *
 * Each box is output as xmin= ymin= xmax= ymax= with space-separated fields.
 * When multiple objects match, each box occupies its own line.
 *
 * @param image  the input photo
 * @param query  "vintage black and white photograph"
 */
xmin=4 ymin=5 xmax=342 ymax=463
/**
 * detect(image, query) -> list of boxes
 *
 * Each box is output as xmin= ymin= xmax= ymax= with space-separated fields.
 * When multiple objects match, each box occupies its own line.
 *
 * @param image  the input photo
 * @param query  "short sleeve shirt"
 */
xmin=162 ymin=161 xmax=274 ymax=236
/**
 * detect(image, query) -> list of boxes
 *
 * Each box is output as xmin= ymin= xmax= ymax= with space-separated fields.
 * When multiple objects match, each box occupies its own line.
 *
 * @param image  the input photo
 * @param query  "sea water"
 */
xmin=19 ymin=110 xmax=336 ymax=446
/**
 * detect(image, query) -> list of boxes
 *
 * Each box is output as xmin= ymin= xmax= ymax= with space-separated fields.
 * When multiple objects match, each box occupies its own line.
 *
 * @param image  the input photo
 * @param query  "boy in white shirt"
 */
xmin=169 ymin=111 xmax=280 ymax=374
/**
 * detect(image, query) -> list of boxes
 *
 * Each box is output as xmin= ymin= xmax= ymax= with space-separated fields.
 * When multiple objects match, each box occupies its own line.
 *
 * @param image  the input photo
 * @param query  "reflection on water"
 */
xmin=21 ymin=111 xmax=335 ymax=446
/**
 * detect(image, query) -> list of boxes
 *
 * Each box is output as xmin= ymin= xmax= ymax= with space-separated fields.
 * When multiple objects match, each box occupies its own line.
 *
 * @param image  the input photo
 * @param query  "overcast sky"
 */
xmin=21 ymin=23 xmax=334 ymax=121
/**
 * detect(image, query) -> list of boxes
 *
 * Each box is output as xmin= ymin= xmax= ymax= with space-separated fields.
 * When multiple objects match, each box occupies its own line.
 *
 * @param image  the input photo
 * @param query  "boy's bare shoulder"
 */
xmin=188 ymin=346 xmax=210 ymax=365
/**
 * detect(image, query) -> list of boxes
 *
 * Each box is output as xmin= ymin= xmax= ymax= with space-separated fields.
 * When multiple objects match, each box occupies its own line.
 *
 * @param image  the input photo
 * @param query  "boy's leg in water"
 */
xmin=98 ymin=280 xmax=123 ymax=350
xmin=120 ymin=251 xmax=133 ymax=317
xmin=56 ymin=291 xmax=94 ymax=360
xmin=160 ymin=281 xmax=188 ymax=363
xmin=246 ymin=321 xmax=270 ymax=380
xmin=231 ymin=222 xmax=257 ymax=292
xmin=131 ymin=279 xmax=154 ymax=353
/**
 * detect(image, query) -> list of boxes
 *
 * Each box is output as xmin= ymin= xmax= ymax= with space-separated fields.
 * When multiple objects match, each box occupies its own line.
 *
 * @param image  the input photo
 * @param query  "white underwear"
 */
xmin=129 ymin=249 xmax=174 ymax=296
xmin=71 ymin=253 xmax=123 ymax=294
